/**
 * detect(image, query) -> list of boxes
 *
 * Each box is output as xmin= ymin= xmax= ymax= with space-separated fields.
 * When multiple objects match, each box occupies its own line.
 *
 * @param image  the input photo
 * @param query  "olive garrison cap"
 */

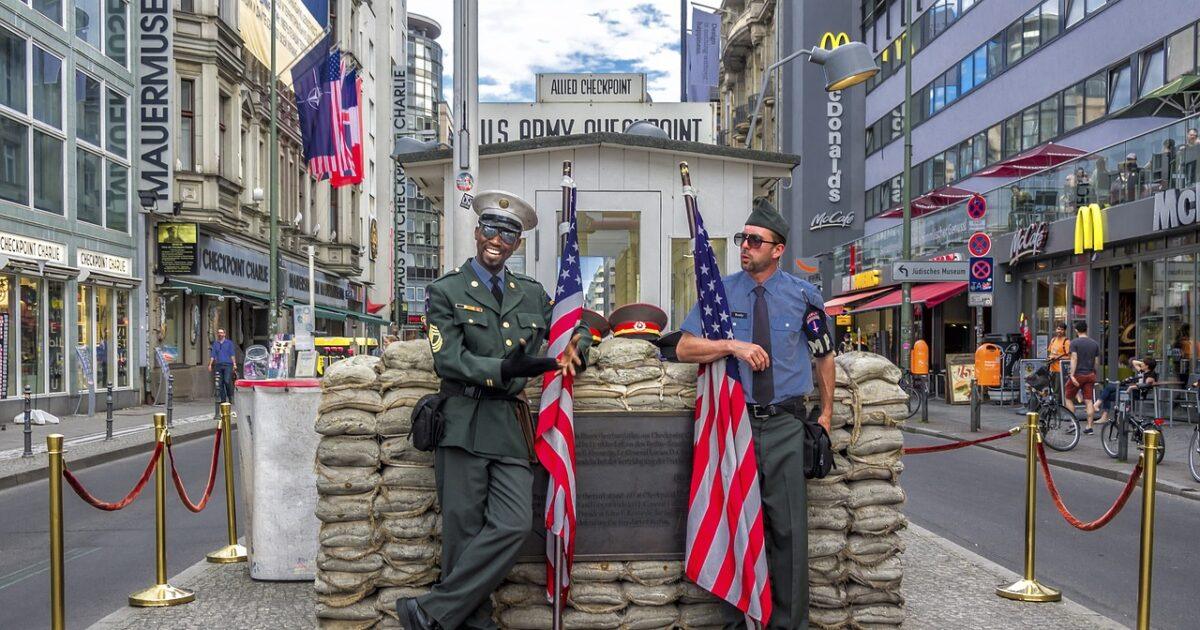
xmin=745 ymin=197 xmax=789 ymax=244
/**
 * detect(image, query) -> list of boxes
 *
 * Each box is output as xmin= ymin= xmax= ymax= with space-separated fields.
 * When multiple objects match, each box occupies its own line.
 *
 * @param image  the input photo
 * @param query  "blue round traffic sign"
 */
xmin=968 ymin=232 xmax=992 ymax=257
xmin=967 ymin=194 xmax=987 ymax=220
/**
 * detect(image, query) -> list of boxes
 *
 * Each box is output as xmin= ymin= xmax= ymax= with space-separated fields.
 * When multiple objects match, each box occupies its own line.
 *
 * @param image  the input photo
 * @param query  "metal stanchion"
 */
xmin=105 ymin=385 xmax=114 ymax=441
xmin=23 ymin=385 xmax=32 ymax=457
xmin=214 ymin=372 xmax=222 ymax=419
xmin=166 ymin=375 xmax=175 ymax=428
xmin=207 ymin=403 xmax=247 ymax=563
xmin=920 ymin=375 xmax=929 ymax=424
xmin=47 ymin=434 xmax=65 ymax=630
xmin=129 ymin=413 xmax=195 ymax=607
xmin=997 ymin=412 xmax=1061 ymax=602
xmin=970 ymin=380 xmax=981 ymax=432
xmin=1136 ymin=430 xmax=1160 ymax=630
xmin=1118 ymin=408 xmax=1129 ymax=463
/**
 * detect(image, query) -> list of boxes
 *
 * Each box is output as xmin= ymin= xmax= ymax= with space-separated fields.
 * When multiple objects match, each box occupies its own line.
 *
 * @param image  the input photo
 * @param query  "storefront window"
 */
xmin=1163 ymin=256 xmax=1195 ymax=383
xmin=96 ymin=286 xmax=112 ymax=386
xmin=577 ymin=211 xmax=640 ymax=316
xmin=1136 ymin=261 xmax=1163 ymax=374
xmin=19 ymin=277 xmax=41 ymax=394
xmin=1034 ymin=278 xmax=1050 ymax=357
xmin=1070 ymin=270 xmax=1087 ymax=320
xmin=117 ymin=289 xmax=129 ymax=387
xmin=76 ymin=284 xmax=91 ymax=390
xmin=669 ymin=237 xmax=727 ymax=329
xmin=0 ymin=276 xmax=11 ymax=397
xmin=48 ymin=281 xmax=64 ymax=393
xmin=161 ymin=291 xmax=183 ymax=355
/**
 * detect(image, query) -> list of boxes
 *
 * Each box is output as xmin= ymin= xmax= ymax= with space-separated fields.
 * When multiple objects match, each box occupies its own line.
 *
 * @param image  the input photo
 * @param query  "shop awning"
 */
xmin=879 ymin=186 xmax=974 ymax=218
xmin=351 ymin=312 xmax=389 ymax=326
xmin=223 ymin=287 xmax=270 ymax=303
xmin=1115 ymin=74 xmax=1200 ymax=119
xmin=162 ymin=280 xmax=225 ymax=297
xmin=974 ymin=142 xmax=1086 ymax=178
xmin=314 ymin=306 xmax=348 ymax=322
xmin=824 ymin=287 xmax=892 ymax=316
xmin=852 ymin=282 xmax=967 ymax=312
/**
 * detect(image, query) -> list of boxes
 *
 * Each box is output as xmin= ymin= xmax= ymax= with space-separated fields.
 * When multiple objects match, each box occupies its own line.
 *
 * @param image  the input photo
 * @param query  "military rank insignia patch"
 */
xmin=803 ymin=304 xmax=833 ymax=357
xmin=455 ymin=303 xmax=484 ymax=313
xmin=428 ymin=324 xmax=443 ymax=353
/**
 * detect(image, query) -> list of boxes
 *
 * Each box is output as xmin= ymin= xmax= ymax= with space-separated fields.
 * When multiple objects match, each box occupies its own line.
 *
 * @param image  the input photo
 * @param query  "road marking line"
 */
xmin=0 ymin=547 xmax=102 ymax=590
xmin=0 ymin=414 xmax=215 ymax=461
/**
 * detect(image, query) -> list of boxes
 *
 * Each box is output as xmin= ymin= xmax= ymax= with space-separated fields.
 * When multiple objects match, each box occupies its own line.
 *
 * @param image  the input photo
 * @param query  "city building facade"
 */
xmin=0 ymin=0 xmax=143 ymax=415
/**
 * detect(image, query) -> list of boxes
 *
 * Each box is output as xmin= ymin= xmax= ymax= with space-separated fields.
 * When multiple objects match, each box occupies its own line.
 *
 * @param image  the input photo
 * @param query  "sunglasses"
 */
xmin=479 ymin=224 xmax=520 ymax=245
xmin=734 ymin=232 xmax=782 ymax=249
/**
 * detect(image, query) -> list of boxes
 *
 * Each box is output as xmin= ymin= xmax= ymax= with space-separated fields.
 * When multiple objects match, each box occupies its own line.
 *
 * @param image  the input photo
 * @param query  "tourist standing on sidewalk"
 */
xmin=1064 ymin=321 xmax=1101 ymax=434
xmin=1047 ymin=322 xmax=1070 ymax=377
xmin=676 ymin=199 xmax=836 ymax=629
xmin=208 ymin=329 xmax=238 ymax=404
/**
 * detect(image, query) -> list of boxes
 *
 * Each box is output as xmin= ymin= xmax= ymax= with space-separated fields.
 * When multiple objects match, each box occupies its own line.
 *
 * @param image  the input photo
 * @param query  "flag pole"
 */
xmin=267 ymin=0 xmax=280 ymax=336
xmin=679 ymin=162 xmax=697 ymax=239
xmin=549 ymin=159 xmax=573 ymax=630
xmin=552 ymin=534 xmax=564 ymax=630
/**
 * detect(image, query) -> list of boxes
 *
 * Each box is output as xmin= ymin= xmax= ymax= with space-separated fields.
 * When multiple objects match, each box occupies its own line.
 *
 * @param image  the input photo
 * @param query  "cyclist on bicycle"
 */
xmin=1096 ymin=357 xmax=1158 ymax=425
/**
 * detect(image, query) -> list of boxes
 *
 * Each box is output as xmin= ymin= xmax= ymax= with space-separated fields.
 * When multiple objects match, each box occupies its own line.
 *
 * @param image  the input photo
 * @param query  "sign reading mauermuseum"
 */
xmin=137 ymin=0 xmax=173 ymax=215
xmin=0 ymin=231 xmax=67 ymax=264
xmin=536 ymin=73 xmax=646 ymax=103
xmin=479 ymin=102 xmax=716 ymax=144
xmin=77 ymin=250 xmax=133 ymax=277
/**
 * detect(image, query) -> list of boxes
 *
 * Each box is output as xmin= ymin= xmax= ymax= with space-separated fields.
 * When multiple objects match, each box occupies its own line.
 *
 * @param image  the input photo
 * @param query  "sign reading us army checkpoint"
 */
xmin=520 ymin=411 xmax=693 ymax=561
xmin=891 ymin=261 xmax=968 ymax=282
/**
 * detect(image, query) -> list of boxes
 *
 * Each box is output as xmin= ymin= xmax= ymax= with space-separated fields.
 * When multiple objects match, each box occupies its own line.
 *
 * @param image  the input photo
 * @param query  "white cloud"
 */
xmin=405 ymin=0 xmax=685 ymax=102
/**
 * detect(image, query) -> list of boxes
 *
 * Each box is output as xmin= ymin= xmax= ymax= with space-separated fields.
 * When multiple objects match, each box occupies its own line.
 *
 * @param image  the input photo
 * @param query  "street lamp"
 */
xmin=745 ymin=41 xmax=878 ymax=148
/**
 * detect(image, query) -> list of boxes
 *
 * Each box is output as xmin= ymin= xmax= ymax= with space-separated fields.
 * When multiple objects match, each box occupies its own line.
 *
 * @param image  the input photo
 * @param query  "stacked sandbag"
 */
xmin=834 ymin=352 xmax=908 ymax=628
xmin=315 ymin=355 xmax=385 ymax=629
xmin=375 ymin=341 xmax=443 ymax=627
xmin=570 ymin=339 xmax=696 ymax=411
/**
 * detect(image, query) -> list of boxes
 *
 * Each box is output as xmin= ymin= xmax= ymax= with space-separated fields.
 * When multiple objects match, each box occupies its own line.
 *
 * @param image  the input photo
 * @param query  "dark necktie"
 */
xmin=752 ymin=285 xmax=774 ymax=405
xmin=491 ymin=276 xmax=504 ymax=305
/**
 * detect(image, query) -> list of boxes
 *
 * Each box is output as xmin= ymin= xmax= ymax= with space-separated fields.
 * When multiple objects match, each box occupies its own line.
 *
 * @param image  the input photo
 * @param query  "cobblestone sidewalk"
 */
xmin=87 ymin=523 xmax=1125 ymax=629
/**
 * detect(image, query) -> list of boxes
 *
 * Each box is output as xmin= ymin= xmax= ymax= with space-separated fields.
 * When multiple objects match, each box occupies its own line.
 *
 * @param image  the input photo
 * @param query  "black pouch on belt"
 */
xmin=410 ymin=392 xmax=448 ymax=452
xmin=797 ymin=404 xmax=835 ymax=480
xmin=513 ymin=399 xmax=538 ymax=463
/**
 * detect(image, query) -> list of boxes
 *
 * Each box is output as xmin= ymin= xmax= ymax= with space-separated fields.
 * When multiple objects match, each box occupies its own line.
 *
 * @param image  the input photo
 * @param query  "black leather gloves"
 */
xmin=501 ymin=354 xmax=559 ymax=381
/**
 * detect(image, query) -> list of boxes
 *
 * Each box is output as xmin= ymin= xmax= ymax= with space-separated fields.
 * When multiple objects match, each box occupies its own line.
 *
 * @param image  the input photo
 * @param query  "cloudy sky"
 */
xmin=406 ymin=1 xmax=687 ymax=102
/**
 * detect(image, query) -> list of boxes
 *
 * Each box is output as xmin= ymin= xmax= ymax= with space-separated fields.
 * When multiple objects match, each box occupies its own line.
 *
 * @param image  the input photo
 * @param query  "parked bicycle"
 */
xmin=1100 ymin=384 xmax=1166 ymax=464
xmin=1030 ymin=385 xmax=1081 ymax=451
xmin=1189 ymin=421 xmax=1200 ymax=482
xmin=898 ymin=370 xmax=928 ymax=420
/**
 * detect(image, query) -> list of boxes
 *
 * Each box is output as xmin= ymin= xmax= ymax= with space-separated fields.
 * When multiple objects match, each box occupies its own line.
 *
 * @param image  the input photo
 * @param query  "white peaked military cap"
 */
xmin=473 ymin=190 xmax=538 ymax=232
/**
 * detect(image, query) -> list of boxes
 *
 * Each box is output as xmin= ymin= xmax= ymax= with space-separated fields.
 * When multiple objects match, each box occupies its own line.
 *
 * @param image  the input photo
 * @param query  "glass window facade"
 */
xmin=578 ymin=211 xmax=640 ymax=316
xmin=32 ymin=47 xmax=61 ymax=128
xmin=670 ymin=238 xmax=727 ymax=329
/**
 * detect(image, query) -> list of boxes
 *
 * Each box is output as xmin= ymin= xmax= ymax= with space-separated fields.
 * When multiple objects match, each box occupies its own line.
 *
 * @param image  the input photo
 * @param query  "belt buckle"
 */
xmin=750 ymin=404 xmax=770 ymax=419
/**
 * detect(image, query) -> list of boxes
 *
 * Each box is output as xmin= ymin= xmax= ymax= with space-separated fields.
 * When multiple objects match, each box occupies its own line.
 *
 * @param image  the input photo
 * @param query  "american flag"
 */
xmin=306 ymin=49 xmax=355 ymax=179
xmin=683 ymin=192 xmax=772 ymax=624
xmin=535 ymin=177 xmax=583 ymax=603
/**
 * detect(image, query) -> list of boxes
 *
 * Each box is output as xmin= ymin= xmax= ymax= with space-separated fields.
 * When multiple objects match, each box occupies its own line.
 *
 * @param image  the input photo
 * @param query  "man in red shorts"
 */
xmin=1065 ymin=321 xmax=1102 ymax=434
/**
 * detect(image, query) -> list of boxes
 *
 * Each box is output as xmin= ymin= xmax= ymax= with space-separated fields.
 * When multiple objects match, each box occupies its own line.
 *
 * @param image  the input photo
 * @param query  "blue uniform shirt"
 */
xmin=681 ymin=268 xmax=826 ymax=404
xmin=210 ymin=339 xmax=237 ymax=364
xmin=470 ymin=257 xmax=506 ymax=296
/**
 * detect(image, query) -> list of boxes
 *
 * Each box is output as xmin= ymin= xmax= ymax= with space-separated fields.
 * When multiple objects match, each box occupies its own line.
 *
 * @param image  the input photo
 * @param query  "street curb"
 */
xmin=0 ymin=423 xmax=232 ymax=493
xmin=900 ymin=423 xmax=1200 ymax=502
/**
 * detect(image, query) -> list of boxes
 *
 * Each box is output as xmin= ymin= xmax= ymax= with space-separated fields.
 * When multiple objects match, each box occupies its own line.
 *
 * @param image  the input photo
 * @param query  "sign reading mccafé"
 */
xmin=1153 ymin=183 xmax=1200 ymax=231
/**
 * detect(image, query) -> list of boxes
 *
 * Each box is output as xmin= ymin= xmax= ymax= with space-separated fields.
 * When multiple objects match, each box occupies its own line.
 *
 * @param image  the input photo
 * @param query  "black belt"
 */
xmin=747 ymin=398 xmax=805 ymax=419
xmin=440 ymin=380 xmax=517 ymax=401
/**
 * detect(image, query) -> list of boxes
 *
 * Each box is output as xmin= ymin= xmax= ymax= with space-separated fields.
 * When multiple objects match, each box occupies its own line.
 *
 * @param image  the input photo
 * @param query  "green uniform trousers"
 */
xmin=418 ymin=446 xmax=533 ymax=630
xmin=722 ymin=408 xmax=810 ymax=630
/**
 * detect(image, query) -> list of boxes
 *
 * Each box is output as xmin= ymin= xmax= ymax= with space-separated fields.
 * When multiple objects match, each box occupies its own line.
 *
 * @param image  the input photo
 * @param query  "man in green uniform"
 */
xmin=398 ymin=191 xmax=589 ymax=630
xmin=676 ymin=199 xmax=835 ymax=629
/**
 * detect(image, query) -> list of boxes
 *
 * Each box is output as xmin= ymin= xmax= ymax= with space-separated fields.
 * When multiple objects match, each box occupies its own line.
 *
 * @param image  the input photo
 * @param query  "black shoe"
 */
xmin=398 ymin=598 xmax=439 ymax=630
xmin=1083 ymin=428 xmax=1094 ymax=435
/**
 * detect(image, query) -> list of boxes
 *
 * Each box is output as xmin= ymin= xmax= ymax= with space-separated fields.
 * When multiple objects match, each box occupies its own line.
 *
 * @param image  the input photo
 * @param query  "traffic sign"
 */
xmin=968 ymin=292 xmax=994 ymax=307
xmin=968 ymin=232 xmax=992 ymax=257
xmin=891 ymin=261 xmax=968 ymax=282
xmin=969 ymin=256 xmax=993 ymax=293
xmin=967 ymin=194 xmax=987 ymax=220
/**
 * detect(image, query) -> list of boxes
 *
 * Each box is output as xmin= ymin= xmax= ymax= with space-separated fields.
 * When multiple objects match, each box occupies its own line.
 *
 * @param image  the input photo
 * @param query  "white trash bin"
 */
xmin=234 ymin=378 xmax=322 ymax=580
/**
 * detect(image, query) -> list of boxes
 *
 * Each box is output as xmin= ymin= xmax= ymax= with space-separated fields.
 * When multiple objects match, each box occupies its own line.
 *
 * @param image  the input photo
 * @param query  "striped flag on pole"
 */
xmin=680 ymin=168 xmax=772 ymax=625
xmin=536 ymin=173 xmax=583 ymax=604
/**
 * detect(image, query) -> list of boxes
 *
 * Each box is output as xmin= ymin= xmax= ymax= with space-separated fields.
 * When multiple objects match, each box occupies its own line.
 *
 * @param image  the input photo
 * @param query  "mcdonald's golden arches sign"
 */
xmin=819 ymin=32 xmax=851 ymax=50
xmin=1074 ymin=203 xmax=1106 ymax=254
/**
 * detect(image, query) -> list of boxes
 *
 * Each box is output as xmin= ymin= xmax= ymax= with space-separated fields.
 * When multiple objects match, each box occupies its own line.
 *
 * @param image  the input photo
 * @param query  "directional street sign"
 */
xmin=892 ymin=261 xmax=968 ymax=282
xmin=968 ymin=232 xmax=992 ymax=257
xmin=969 ymin=256 xmax=994 ymax=293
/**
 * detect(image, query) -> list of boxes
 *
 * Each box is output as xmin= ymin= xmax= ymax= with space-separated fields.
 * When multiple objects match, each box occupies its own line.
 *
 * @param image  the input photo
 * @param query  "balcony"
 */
xmin=732 ymin=105 xmax=749 ymax=133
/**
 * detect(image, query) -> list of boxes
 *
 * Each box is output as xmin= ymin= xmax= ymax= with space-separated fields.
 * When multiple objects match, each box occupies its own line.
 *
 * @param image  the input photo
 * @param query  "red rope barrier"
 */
xmin=903 ymin=428 xmax=1018 ymax=455
xmin=1037 ymin=441 xmax=1143 ymax=531
xmin=62 ymin=442 xmax=164 ymax=511
xmin=166 ymin=426 xmax=223 ymax=513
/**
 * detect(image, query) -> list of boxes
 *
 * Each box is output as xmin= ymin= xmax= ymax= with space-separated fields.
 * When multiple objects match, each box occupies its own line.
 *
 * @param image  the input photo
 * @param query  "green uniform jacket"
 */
xmin=425 ymin=259 xmax=591 ymax=459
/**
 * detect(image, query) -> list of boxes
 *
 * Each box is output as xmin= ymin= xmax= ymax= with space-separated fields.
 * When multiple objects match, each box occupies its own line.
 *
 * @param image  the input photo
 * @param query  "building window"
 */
xmin=1084 ymin=71 xmax=1107 ymax=122
xmin=1140 ymin=46 xmax=1166 ymax=98
xmin=33 ymin=131 xmax=62 ymax=214
xmin=1039 ymin=94 xmax=1059 ymax=143
xmin=1038 ymin=0 xmax=1060 ymax=42
xmin=0 ymin=30 xmax=25 ymax=114
xmin=77 ymin=149 xmax=102 ymax=225
xmin=1109 ymin=63 xmax=1132 ymax=112
xmin=75 ymin=0 xmax=101 ymax=48
xmin=0 ymin=116 xmax=27 ymax=205
xmin=75 ymin=71 xmax=101 ymax=146
xmin=1065 ymin=0 xmax=1086 ymax=27
xmin=116 ymin=289 xmax=129 ymax=387
xmin=34 ymin=0 xmax=63 ymax=24
xmin=103 ymin=0 xmax=127 ymax=66
xmin=75 ymin=285 xmax=90 ymax=392
xmin=96 ymin=286 xmax=112 ymax=386
xmin=578 ymin=211 xmax=640 ymax=316
xmin=106 ymin=88 xmax=126 ymax=157
xmin=48 ymin=280 xmax=64 ymax=393
xmin=218 ymin=93 xmax=229 ymax=176
xmin=180 ymin=79 xmax=195 ymax=171
xmin=1166 ymin=26 xmax=1196 ymax=83
xmin=1062 ymin=82 xmax=1084 ymax=132
xmin=19 ymin=277 xmax=41 ymax=394
xmin=107 ymin=160 xmax=128 ymax=231
xmin=32 ymin=47 xmax=62 ymax=128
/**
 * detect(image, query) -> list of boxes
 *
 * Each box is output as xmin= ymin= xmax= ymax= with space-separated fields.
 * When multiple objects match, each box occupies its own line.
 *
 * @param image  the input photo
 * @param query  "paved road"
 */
xmin=904 ymin=433 xmax=1198 ymax=630
xmin=0 ymin=432 xmax=241 ymax=630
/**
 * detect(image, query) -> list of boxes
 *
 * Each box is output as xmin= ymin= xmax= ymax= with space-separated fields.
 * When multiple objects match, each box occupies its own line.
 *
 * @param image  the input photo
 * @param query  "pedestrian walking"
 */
xmin=675 ymin=198 xmax=836 ymax=629
xmin=396 ymin=191 xmax=590 ymax=630
xmin=1064 ymin=321 xmax=1102 ymax=434
xmin=208 ymin=328 xmax=238 ymax=404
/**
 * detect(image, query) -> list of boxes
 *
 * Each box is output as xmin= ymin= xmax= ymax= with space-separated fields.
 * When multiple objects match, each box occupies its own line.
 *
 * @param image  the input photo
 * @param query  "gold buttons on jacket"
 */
xmin=503 ymin=322 xmax=510 ymax=328
xmin=505 ymin=339 xmax=513 ymax=347
xmin=470 ymin=280 xmax=479 ymax=288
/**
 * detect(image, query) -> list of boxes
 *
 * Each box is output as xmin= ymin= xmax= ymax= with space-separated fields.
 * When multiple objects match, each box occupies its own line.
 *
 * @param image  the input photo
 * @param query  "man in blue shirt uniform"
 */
xmin=208 ymin=328 xmax=238 ymax=403
xmin=676 ymin=198 xmax=836 ymax=630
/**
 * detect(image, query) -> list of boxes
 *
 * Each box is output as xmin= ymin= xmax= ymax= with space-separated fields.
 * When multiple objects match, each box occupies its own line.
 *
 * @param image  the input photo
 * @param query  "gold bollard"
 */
xmin=48 ymin=434 xmax=65 ymax=630
xmin=996 ymin=412 xmax=1062 ymax=602
xmin=207 ymin=403 xmax=247 ymax=563
xmin=1136 ymin=429 xmax=1160 ymax=630
xmin=129 ymin=414 xmax=195 ymax=607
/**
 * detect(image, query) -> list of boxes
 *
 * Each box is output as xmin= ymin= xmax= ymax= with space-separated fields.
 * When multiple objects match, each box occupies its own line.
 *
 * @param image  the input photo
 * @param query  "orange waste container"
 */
xmin=975 ymin=343 xmax=1003 ymax=388
xmin=911 ymin=340 xmax=930 ymax=375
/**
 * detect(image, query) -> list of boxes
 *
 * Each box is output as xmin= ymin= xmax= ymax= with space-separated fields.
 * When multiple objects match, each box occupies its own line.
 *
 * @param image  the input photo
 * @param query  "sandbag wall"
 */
xmin=314 ymin=341 xmax=907 ymax=629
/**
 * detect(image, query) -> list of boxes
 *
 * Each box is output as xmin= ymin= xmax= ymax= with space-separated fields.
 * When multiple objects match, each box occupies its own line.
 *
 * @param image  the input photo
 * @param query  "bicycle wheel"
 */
xmin=1189 ymin=429 xmax=1200 ymax=483
xmin=1132 ymin=424 xmax=1167 ymax=464
xmin=1041 ymin=405 xmax=1080 ymax=452
xmin=1100 ymin=420 xmax=1121 ymax=458
xmin=900 ymin=380 xmax=921 ymax=420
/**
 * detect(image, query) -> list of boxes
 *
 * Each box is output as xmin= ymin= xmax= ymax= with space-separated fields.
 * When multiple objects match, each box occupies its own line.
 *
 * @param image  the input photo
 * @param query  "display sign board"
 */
xmin=968 ymin=292 xmax=994 ymax=307
xmin=945 ymin=353 xmax=976 ymax=404
xmin=536 ymin=73 xmax=646 ymax=103
xmin=78 ymin=249 xmax=133 ymax=277
xmin=1010 ymin=222 xmax=1049 ymax=264
xmin=891 ymin=261 xmax=967 ymax=282
xmin=176 ymin=233 xmax=352 ymax=308
xmin=836 ymin=314 xmax=852 ymax=326
xmin=520 ymin=411 xmax=693 ymax=561
xmin=293 ymin=305 xmax=316 ymax=351
xmin=75 ymin=344 xmax=94 ymax=389
xmin=479 ymin=102 xmax=716 ymax=144
xmin=0 ymin=231 xmax=67 ymax=264
xmin=156 ymin=222 xmax=198 ymax=274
